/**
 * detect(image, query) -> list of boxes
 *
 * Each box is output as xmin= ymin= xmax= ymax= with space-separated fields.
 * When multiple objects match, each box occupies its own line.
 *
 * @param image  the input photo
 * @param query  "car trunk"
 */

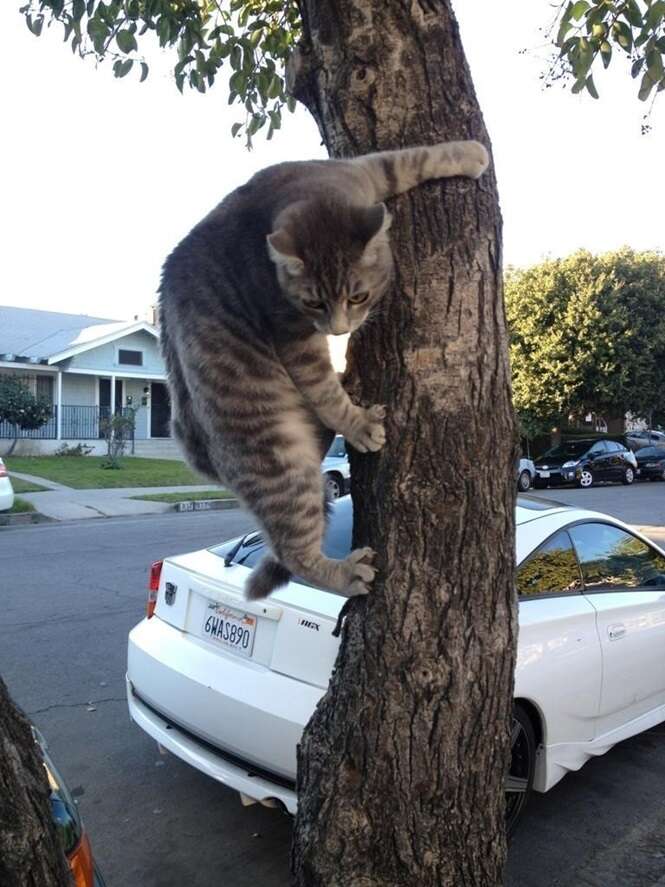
xmin=153 ymin=549 xmax=345 ymax=690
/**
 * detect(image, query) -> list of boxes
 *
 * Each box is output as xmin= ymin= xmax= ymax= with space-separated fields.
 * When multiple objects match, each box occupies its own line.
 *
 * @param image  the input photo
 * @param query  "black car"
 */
xmin=635 ymin=446 xmax=665 ymax=481
xmin=534 ymin=439 xmax=638 ymax=489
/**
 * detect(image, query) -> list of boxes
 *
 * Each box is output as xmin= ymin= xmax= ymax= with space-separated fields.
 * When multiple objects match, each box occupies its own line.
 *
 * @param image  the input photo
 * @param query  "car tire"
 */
xmin=622 ymin=466 xmax=635 ymax=485
xmin=518 ymin=470 xmax=531 ymax=492
xmin=576 ymin=468 xmax=594 ymax=489
xmin=324 ymin=472 xmax=343 ymax=500
xmin=506 ymin=704 xmax=536 ymax=838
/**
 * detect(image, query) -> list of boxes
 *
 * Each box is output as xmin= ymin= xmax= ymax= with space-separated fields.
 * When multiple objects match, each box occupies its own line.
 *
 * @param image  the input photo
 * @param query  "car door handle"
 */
xmin=608 ymin=623 xmax=626 ymax=641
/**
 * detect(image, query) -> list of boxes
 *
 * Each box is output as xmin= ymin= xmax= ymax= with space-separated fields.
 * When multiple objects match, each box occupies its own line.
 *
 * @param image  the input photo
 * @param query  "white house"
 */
xmin=0 ymin=305 xmax=180 ymax=457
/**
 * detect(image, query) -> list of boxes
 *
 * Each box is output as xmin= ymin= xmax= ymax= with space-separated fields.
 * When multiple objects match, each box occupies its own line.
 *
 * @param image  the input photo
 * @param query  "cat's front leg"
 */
xmin=277 ymin=334 xmax=386 ymax=452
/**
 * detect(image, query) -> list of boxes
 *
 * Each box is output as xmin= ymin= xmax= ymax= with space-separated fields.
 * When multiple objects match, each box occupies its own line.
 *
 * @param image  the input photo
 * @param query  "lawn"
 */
xmin=5 ymin=456 xmax=203 ymax=489
xmin=8 ymin=498 xmax=36 ymax=514
xmin=131 ymin=490 xmax=234 ymax=503
xmin=10 ymin=477 xmax=50 ymax=493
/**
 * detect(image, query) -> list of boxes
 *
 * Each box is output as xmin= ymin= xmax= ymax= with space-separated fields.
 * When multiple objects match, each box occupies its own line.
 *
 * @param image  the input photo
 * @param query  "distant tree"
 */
xmin=506 ymin=248 xmax=665 ymax=429
xmin=0 ymin=376 xmax=52 ymax=456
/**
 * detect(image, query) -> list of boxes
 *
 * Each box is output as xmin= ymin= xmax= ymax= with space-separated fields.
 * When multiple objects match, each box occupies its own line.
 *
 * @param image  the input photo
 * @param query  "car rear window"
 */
xmin=209 ymin=496 xmax=353 ymax=571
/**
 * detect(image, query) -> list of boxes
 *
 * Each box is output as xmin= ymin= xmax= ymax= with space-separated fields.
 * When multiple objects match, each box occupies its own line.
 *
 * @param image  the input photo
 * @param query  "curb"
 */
xmin=0 ymin=511 xmax=53 ymax=528
xmin=174 ymin=499 xmax=240 ymax=513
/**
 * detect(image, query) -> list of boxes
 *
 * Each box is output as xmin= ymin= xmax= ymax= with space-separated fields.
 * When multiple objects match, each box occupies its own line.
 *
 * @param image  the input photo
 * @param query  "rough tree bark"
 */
xmin=290 ymin=2 xmax=517 ymax=885
xmin=0 ymin=676 xmax=73 ymax=887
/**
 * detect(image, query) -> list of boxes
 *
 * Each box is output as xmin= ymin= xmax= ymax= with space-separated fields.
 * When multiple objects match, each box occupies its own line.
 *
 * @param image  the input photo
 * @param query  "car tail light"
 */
xmin=147 ymin=560 xmax=163 ymax=618
xmin=68 ymin=832 xmax=95 ymax=887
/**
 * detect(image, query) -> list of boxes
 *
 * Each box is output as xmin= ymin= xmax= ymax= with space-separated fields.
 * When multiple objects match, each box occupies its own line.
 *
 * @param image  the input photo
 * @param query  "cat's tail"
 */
xmin=245 ymin=555 xmax=292 ymax=601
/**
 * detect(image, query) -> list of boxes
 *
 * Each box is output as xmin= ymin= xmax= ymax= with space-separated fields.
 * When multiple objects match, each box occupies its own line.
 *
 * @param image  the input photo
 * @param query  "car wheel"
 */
xmin=517 ymin=470 xmax=531 ymax=492
xmin=622 ymin=467 xmax=635 ymax=485
xmin=324 ymin=472 xmax=343 ymax=500
xmin=505 ymin=704 xmax=536 ymax=838
xmin=576 ymin=468 xmax=594 ymax=488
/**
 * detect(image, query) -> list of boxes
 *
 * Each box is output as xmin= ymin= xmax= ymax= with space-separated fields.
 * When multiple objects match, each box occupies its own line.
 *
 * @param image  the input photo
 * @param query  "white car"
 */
xmin=127 ymin=495 xmax=665 ymax=833
xmin=0 ymin=458 xmax=15 ymax=511
xmin=517 ymin=457 xmax=536 ymax=492
xmin=321 ymin=434 xmax=350 ymax=499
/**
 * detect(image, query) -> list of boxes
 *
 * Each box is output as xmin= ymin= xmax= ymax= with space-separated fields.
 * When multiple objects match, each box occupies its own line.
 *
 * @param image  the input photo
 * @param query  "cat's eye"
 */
xmin=303 ymin=298 xmax=326 ymax=311
xmin=348 ymin=291 xmax=370 ymax=305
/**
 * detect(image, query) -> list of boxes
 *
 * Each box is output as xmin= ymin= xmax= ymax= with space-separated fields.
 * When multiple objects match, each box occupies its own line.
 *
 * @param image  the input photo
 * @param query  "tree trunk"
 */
xmin=0 ymin=676 xmax=73 ymax=887
xmin=290 ymin=2 xmax=517 ymax=885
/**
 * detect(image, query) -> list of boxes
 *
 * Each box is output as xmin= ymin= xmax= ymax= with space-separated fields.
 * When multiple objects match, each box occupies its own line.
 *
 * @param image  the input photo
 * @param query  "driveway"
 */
xmin=2 ymin=509 xmax=665 ymax=886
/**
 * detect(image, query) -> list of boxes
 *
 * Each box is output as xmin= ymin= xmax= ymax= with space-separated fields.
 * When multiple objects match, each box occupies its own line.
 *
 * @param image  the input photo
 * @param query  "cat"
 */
xmin=159 ymin=140 xmax=489 ymax=600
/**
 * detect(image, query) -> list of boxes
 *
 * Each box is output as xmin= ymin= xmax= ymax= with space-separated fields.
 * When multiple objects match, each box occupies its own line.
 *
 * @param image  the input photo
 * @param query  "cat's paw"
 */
xmin=342 ymin=547 xmax=377 ymax=597
xmin=346 ymin=404 xmax=386 ymax=453
xmin=460 ymin=140 xmax=490 ymax=179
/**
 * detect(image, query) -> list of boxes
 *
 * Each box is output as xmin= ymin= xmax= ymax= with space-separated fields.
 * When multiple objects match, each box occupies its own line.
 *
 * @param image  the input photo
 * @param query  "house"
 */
xmin=0 ymin=305 xmax=180 ymax=457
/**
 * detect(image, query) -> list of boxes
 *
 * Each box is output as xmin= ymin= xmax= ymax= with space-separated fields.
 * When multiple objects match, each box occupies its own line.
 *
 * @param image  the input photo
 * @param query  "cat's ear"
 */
xmin=359 ymin=203 xmax=392 ymax=268
xmin=267 ymin=229 xmax=305 ymax=277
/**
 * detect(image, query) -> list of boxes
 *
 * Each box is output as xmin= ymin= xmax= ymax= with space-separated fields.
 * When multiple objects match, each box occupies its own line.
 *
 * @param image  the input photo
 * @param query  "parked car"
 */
xmin=321 ymin=434 xmax=350 ymax=499
xmin=0 ymin=457 xmax=15 ymax=511
xmin=627 ymin=430 xmax=665 ymax=449
xmin=127 ymin=494 xmax=665 ymax=835
xmin=517 ymin=457 xmax=536 ymax=492
xmin=534 ymin=439 xmax=637 ymax=488
xmin=635 ymin=446 xmax=665 ymax=481
xmin=34 ymin=728 xmax=106 ymax=887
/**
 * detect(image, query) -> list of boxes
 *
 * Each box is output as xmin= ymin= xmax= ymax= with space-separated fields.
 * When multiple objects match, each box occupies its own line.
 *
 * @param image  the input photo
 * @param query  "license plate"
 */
xmin=202 ymin=601 xmax=256 ymax=658
xmin=646 ymin=463 xmax=656 ymax=468
xmin=538 ymin=470 xmax=550 ymax=478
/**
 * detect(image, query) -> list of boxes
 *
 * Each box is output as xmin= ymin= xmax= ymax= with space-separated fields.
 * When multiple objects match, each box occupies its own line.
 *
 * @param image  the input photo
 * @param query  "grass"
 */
xmin=8 ymin=498 xmax=36 ymax=514
xmin=9 ymin=477 xmax=49 ymax=493
xmin=4 ymin=456 xmax=202 ymax=489
xmin=131 ymin=490 xmax=233 ymax=503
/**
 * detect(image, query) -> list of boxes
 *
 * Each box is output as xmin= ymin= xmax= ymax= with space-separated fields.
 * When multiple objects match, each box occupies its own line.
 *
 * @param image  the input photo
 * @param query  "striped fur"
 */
xmin=159 ymin=141 xmax=489 ymax=599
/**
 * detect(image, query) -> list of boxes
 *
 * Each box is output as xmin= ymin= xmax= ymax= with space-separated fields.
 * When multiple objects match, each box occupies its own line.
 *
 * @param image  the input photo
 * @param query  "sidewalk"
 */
xmin=15 ymin=483 xmax=229 ymax=521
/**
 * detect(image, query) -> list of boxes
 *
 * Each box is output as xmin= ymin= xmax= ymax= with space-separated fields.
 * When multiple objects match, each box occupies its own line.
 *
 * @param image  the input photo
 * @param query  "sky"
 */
xmin=1 ymin=1 xmax=663 ymax=322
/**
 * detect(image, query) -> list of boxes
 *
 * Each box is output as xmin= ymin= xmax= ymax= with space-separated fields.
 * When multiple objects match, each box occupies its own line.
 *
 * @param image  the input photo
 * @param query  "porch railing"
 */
xmin=0 ymin=405 xmax=136 ymax=445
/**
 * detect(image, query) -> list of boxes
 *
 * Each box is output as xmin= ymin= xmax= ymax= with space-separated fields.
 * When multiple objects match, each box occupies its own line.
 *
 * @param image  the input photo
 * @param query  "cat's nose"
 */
xmin=329 ymin=311 xmax=350 ymax=336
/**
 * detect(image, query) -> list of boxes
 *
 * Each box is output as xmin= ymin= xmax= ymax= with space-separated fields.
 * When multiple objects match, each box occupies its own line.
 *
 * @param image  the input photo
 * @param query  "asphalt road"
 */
xmin=1 ymin=493 xmax=665 ymax=887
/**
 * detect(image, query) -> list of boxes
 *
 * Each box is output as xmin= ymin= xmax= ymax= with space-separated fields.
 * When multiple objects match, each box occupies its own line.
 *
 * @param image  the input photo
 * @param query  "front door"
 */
xmin=150 ymin=383 xmax=171 ymax=438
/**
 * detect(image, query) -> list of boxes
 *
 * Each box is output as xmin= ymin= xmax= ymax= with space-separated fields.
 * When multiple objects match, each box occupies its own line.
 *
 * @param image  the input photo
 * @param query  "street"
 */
xmin=1 ymin=489 xmax=665 ymax=886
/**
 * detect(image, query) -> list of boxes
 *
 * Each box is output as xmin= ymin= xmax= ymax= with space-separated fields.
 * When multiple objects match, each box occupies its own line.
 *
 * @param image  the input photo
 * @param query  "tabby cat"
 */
xmin=159 ymin=140 xmax=489 ymax=600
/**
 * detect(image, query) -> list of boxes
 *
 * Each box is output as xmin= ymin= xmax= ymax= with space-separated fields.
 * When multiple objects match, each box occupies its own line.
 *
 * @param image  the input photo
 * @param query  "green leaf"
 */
xmin=647 ymin=49 xmax=664 ymax=82
xmin=586 ymin=73 xmax=599 ymax=99
xmin=139 ymin=61 xmax=149 ymax=82
xmin=600 ymin=40 xmax=612 ymax=68
xmin=116 ymin=29 xmax=138 ymax=53
xmin=645 ymin=0 xmax=665 ymax=31
xmin=638 ymin=70 xmax=656 ymax=101
xmin=267 ymin=73 xmax=282 ymax=99
xmin=632 ymin=57 xmax=645 ymax=78
xmin=113 ymin=58 xmax=133 ymax=78
xmin=231 ymin=122 xmax=242 ymax=138
xmin=571 ymin=1 xmax=589 ymax=21
xmin=286 ymin=95 xmax=297 ymax=113
xmin=72 ymin=0 xmax=85 ymax=21
xmin=571 ymin=76 xmax=586 ymax=94
xmin=623 ymin=0 xmax=644 ymax=28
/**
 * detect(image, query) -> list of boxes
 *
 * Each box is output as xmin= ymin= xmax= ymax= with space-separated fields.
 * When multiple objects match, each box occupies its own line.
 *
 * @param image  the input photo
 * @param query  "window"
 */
xmin=569 ymin=523 xmax=665 ymax=590
xmin=588 ymin=441 xmax=607 ymax=455
xmin=35 ymin=375 xmax=54 ymax=405
xmin=517 ymin=530 xmax=583 ymax=598
xmin=118 ymin=349 xmax=143 ymax=366
xmin=605 ymin=441 xmax=622 ymax=452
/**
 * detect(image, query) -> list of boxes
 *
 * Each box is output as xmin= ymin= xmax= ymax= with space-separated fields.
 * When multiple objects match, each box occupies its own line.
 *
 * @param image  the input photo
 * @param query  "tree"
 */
xmin=506 ymin=248 xmax=665 ymax=429
xmin=11 ymin=1 xmax=661 ymax=885
xmin=0 ymin=677 xmax=73 ymax=887
xmin=0 ymin=376 xmax=52 ymax=457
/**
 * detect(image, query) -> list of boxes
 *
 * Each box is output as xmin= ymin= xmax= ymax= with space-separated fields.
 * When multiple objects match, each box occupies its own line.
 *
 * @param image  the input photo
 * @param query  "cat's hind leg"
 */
xmin=237 ymin=414 xmax=377 ymax=600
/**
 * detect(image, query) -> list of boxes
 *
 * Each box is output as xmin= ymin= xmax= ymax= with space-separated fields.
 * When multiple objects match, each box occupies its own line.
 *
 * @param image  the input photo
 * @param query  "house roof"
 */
xmin=0 ymin=305 xmax=157 ymax=364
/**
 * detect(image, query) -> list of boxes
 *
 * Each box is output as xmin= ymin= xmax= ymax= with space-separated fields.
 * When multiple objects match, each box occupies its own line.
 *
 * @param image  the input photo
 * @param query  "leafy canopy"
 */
xmin=21 ymin=0 xmax=300 ymax=145
xmin=506 ymin=248 xmax=665 ymax=427
xmin=20 ymin=0 xmax=664 ymax=144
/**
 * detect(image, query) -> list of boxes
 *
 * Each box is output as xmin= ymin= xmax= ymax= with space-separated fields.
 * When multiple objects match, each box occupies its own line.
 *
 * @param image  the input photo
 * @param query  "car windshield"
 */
xmin=538 ymin=441 xmax=591 ymax=460
xmin=326 ymin=436 xmax=347 ymax=458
